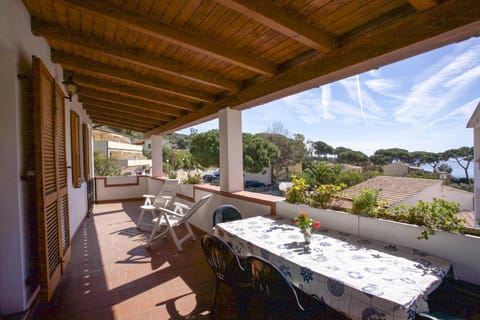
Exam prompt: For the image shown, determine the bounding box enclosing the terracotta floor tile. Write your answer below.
[32,200,347,320]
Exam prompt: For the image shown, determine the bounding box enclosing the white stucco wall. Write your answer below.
[95,176,148,202]
[0,0,90,314]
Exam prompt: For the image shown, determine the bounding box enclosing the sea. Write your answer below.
[421,160,473,179]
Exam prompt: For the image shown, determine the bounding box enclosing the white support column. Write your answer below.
[474,127,480,227]
[151,135,164,177]
[219,107,243,192]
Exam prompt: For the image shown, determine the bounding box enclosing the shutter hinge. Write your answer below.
[21,170,36,181]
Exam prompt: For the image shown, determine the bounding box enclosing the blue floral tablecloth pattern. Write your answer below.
[213,216,451,320]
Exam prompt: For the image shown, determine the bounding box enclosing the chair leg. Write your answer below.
[210,279,220,320]
[137,208,146,229]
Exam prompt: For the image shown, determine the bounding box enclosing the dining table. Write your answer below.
[213,215,452,320]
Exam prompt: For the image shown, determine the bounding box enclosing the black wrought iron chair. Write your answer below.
[212,204,242,227]
[416,312,465,319]
[200,234,251,319]
[246,255,305,319]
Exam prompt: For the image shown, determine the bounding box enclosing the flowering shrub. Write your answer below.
[308,183,347,209]
[285,175,309,204]
[294,212,321,232]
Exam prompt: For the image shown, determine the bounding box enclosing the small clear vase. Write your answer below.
[301,228,312,244]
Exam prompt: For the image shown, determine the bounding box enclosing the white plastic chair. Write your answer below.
[146,194,212,251]
[137,179,179,230]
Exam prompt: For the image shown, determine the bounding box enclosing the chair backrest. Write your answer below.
[152,179,179,208]
[200,234,250,287]
[247,255,304,313]
[212,204,242,227]
[175,194,212,224]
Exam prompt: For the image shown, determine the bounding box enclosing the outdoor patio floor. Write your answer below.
[32,200,348,320]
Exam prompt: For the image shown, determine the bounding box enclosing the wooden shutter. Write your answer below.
[83,123,91,180]
[70,111,81,188]
[32,56,71,301]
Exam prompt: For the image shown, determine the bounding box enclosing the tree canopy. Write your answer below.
[444,146,474,179]
[369,148,410,165]
[312,141,334,159]
[189,130,280,173]
[259,132,306,181]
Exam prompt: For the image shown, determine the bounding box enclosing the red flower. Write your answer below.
[313,221,321,229]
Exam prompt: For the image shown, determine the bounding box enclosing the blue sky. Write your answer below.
[178,37,480,157]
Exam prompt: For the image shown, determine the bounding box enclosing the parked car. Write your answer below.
[244,180,266,188]
[203,171,220,182]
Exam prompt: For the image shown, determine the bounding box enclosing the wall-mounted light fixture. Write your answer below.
[63,71,78,101]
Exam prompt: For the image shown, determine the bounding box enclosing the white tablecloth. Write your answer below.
[213,216,451,320]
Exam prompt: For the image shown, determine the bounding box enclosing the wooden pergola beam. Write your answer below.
[79,97,172,122]
[84,105,163,126]
[73,74,199,112]
[31,20,239,91]
[407,0,438,11]
[52,51,215,103]
[62,0,277,76]
[216,0,337,53]
[77,87,185,118]
[89,116,153,133]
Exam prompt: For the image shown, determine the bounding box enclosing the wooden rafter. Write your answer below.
[73,74,198,112]
[216,0,337,53]
[79,97,172,122]
[89,116,152,133]
[31,20,240,91]
[77,87,185,118]
[52,51,215,103]
[407,0,438,11]
[61,0,277,76]
[84,105,163,126]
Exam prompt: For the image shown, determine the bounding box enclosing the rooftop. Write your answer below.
[342,176,443,205]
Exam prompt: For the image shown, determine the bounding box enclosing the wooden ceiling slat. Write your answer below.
[31,20,240,91]
[328,0,406,35]
[84,104,165,125]
[90,116,152,133]
[80,97,172,122]
[162,0,188,24]
[173,0,203,27]
[52,51,215,103]
[61,0,278,76]
[86,109,159,127]
[77,87,185,118]
[216,0,337,52]
[73,75,199,112]
[52,1,68,26]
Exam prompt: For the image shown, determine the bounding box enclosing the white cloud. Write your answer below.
[364,78,399,93]
[394,43,480,124]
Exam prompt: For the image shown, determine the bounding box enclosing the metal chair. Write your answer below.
[247,255,305,319]
[212,204,242,227]
[416,312,465,320]
[137,179,179,230]
[146,194,212,251]
[200,234,251,319]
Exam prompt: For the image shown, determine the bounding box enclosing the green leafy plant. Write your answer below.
[349,188,388,217]
[388,198,464,239]
[168,171,177,179]
[308,183,346,209]
[182,173,201,184]
[294,212,321,232]
[285,175,309,204]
